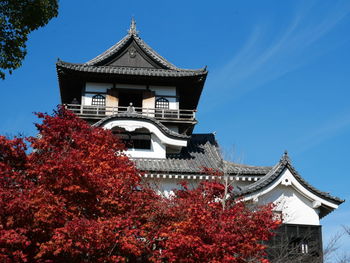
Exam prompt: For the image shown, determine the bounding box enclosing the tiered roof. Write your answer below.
[57,18,207,78]
[56,19,207,110]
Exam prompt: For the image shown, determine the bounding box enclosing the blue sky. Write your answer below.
[1,0,350,255]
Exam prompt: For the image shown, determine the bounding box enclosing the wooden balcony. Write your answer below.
[65,104,196,122]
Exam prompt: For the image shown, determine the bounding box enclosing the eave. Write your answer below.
[56,60,207,110]
[56,61,208,78]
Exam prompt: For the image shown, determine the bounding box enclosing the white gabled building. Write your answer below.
[56,19,343,262]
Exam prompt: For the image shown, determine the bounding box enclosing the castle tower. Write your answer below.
[56,20,343,261]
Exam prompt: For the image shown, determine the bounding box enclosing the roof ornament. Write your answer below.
[128,17,139,36]
[280,150,291,163]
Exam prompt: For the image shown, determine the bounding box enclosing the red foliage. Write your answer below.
[147,181,280,263]
[0,107,280,262]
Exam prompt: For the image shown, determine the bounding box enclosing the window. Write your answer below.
[112,128,151,150]
[290,238,310,254]
[155,97,169,109]
[91,94,106,106]
[301,241,309,254]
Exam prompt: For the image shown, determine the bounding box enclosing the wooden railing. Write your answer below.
[65,104,196,121]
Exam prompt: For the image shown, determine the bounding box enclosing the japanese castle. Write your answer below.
[56,19,343,262]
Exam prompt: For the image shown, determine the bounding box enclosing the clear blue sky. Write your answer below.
[1,0,350,255]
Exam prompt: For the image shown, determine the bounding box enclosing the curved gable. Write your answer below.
[93,114,188,159]
[239,153,344,220]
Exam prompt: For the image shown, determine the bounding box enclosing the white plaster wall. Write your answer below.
[85,84,176,94]
[166,97,178,110]
[257,185,320,225]
[150,86,178,110]
[85,82,112,92]
[83,84,178,109]
[82,93,97,106]
[144,168,324,226]
[102,119,187,159]
[149,86,176,96]
[83,83,111,106]
[102,119,187,148]
[146,178,200,198]
[242,169,325,226]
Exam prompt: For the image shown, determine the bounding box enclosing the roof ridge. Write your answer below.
[85,34,132,65]
[223,160,272,169]
[79,24,206,71]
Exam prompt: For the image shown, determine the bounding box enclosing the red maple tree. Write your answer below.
[0,107,280,262]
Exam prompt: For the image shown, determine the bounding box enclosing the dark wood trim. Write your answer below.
[84,91,108,95]
[155,95,179,98]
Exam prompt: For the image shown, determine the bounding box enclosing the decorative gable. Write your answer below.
[239,153,343,222]
[85,19,181,70]
[106,41,158,68]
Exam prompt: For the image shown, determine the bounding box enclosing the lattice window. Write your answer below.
[91,94,106,106]
[155,97,169,109]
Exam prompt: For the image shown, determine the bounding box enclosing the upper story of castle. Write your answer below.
[55,20,343,226]
[56,18,208,136]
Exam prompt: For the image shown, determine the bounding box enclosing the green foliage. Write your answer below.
[0,0,58,79]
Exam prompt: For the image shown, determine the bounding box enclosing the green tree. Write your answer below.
[0,0,58,79]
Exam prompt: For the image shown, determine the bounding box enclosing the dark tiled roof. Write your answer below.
[56,28,208,78]
[56,61,207,78]
[85,31,204,72]
[86,34,132,66]
[224,161,271,175]
[92,114,190,140]
[133,133,271,175]
[237,152,344,206]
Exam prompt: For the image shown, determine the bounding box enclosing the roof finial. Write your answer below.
[128,17,139,36]
[280,150,290,163]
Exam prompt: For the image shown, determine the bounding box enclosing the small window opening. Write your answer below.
[155,97,169,109]
[290,238,309,254]
[92,94,106,106]
[113,128,151,150]
[301,241,309,254]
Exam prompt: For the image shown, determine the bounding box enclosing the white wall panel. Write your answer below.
[85,82,112,92]
[150,86,176,96]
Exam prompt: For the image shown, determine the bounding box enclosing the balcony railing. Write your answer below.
[65,104,196,121]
